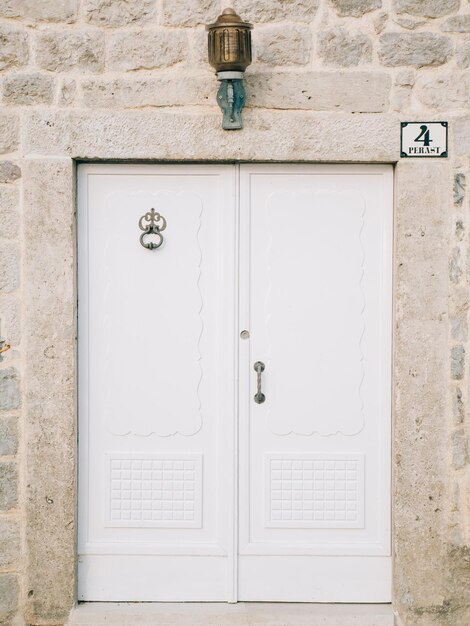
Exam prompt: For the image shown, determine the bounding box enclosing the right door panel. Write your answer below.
[238,164,393,601]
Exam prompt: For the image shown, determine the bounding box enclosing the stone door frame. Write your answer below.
[22,110,452,625]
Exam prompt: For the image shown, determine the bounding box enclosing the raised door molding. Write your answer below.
[94,189,205,437]
[265,189,366,437]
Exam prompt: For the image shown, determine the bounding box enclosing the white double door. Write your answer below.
[78,163,392,602]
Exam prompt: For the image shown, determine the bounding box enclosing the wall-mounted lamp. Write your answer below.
[0,337,11,362]
[206,8,253,130]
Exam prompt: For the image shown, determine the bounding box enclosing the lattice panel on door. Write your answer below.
[106,454,203,528]
[266,454,364,529]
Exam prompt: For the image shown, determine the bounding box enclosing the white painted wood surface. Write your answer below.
[78,164,392,602]
[238,164,392,601]
[78,164,237,600]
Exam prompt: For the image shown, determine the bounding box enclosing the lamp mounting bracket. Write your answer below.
[216,75,246,130]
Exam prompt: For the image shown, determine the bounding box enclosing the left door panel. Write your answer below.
[77,164,237,601]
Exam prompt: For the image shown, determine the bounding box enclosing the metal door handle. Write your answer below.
[253,361,266,404]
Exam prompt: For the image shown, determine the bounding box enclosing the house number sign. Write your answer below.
[400,122,448,158]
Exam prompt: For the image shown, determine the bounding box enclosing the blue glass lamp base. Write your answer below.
[216,72,246,130]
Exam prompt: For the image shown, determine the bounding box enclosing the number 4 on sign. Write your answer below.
[415,125,432,147]
[400,121,448,158]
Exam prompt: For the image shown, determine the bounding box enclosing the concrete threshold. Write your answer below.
[68,602,395,626]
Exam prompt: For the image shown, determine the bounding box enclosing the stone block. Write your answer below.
[59,79,77,107]
[189,27,209,65]
[317,28,371,67]
[0,114,19,155]
[332,0,381,17]
[35,31,105,73]
[0,243,19,293]
[395,70,415,86]
[416,73,470,109]
[455,219,465,241]
[450,287,468,342]
[0,24,28,72]
[391,85,412,112]
[162,0,222,26]
[451,345,465,380]
[2,73,55,106]
[441,15,470,33]
[450,247,462,283]
[23,110,400,162]
[452,430,467,468]
[84,0,156,27]
[68,604,396,624]
[0,368,20,410]
[0,162,20,184]
[394,16,425,29]
[379,32,453,67]
[108,30,187,72]
[393,319,448,501]
[0,185,19,238]
[394,161,450,322]
[453,172,467,206]
[393,163,453,620]
[396,256,448,321]
[0,295,20,345]
[0,0,78,22]
[394,0,460,18]
[452,387,464,425]
[457,37,470,68]
[246,72,390,112]
[255,24,312,66]
[231,0,319,22]
[454,117,470,155]
[22,159,76,345]
[0,415,18,455]
[0,0,19,17]
[0,462,17,509]
[82,74,214,108]
[23,159,76,623]
[0,517,20,567]
[373,11,388,33]
[0,574,18,622]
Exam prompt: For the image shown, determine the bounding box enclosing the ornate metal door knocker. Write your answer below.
[138,208,167,250]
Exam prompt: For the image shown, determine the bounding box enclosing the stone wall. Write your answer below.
[0,1,469,625]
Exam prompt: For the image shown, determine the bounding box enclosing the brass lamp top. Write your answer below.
[206,8,253,73]
[206,7,253,31]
